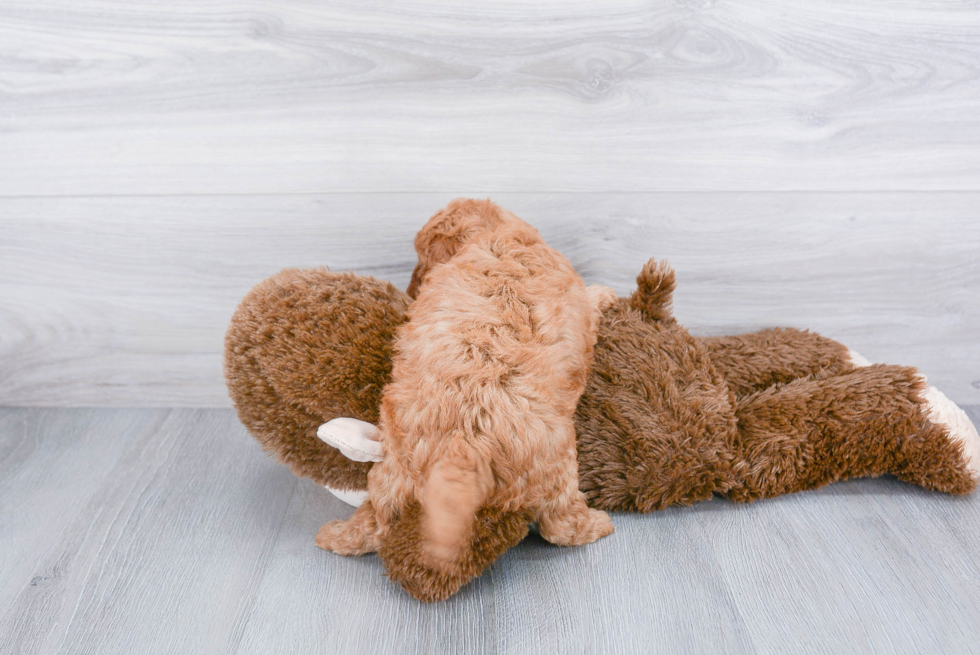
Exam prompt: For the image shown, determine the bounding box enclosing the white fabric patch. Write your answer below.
[317,417,384,463]
[847,349,873,368]
[922,384,980,480]
[325,485,368,507]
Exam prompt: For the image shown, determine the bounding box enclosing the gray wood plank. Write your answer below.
[235,479,500,655]
[2,193,978,406]
[3,408,980,654]
[0,408,296,655]
[699,482,980,654]
[0,409,164,623]
[490,513,755,654]
[1,1,979,195]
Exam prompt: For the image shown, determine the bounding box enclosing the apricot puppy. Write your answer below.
[316,199,615,567]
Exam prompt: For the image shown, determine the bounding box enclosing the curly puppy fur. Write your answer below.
[315,199,615,574]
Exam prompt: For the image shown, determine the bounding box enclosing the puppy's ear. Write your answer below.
[408,199,506,297]
[380,502,532,602]
[419,445,494,570]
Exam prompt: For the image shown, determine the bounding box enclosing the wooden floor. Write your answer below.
[2,407,980,654]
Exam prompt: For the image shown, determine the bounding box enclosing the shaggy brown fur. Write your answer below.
[224,269,408,491]
[729,365,974,500]
[313,199,614,574]
[702,328,854,400]
[224,205,979,602]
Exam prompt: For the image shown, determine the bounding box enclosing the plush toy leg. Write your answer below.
[917,385,980,482]
[728,365,979,501]
[699,328,856,399]
[315,500,383,555]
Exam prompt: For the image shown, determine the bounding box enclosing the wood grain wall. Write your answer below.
[1,1,978,406]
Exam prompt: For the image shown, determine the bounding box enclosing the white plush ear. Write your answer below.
[318,417,384,507]
[317,417,384,462]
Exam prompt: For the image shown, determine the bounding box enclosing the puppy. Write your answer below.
[316,199,615,569]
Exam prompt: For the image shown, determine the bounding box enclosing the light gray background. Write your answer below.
[2,1,979,653]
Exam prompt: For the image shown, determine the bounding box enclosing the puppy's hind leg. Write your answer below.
[538,490,614,547]
[316,499,382,555]
[587,284,617,314]
[538,419,614,547]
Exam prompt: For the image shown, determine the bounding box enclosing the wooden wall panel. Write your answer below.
[1,0,978,195]
[2,193,977,406]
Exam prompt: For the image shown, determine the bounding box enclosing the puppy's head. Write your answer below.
[407,198,506,298]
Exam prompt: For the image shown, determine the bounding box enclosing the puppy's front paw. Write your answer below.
[315,519,376,556]
[573,508,615,545]
[315,520,346,552]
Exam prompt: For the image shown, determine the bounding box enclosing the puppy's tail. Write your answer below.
[420,442,494,569]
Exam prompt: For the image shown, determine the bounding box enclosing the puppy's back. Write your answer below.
[386,207,597,567]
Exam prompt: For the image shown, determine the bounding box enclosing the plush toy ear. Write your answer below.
[317,417,384,507]
[629,258,676,322]
[317,417,384,462]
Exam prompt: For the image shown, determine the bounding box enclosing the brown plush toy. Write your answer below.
[224,200,980,603]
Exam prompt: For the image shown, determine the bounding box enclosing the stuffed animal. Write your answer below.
[224,202,980,602]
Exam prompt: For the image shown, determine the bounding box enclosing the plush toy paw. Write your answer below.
[921,384,980,481]
[847,349,874,368]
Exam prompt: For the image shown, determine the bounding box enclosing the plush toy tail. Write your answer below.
[630,258,676,322]
[420,442,495,570]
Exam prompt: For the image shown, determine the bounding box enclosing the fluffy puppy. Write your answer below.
[316,199,615,569]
